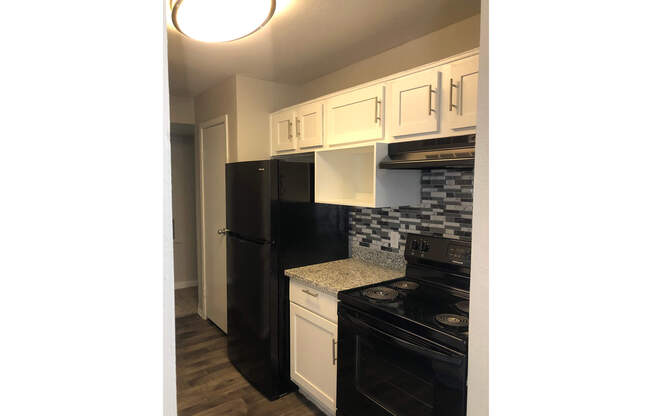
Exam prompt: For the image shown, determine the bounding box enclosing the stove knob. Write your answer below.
[411,240,419,250]
[420,241,429,252]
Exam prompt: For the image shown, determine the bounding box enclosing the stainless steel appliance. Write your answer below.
[337,233,471,415]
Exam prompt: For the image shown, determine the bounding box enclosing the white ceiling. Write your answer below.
[167,0,480,97]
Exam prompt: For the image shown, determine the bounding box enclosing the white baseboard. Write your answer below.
[175,280,198,290]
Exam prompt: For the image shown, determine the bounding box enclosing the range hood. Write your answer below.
[379,134,476,169]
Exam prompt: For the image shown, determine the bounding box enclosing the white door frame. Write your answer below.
[196,115,229,319]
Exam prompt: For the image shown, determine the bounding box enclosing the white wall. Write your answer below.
[235,75,300,162]
[170,134,197,288]
[299,14,480,101]
[467,1,488,415]
[194,75,300,163]
[194,76,238,162]
[170,95,195,124]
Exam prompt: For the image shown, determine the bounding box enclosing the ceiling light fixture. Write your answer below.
[170,0,276,43]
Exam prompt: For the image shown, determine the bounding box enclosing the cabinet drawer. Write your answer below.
[290,279,338,323]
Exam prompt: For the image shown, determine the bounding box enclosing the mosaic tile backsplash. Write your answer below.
[349,169,474,254]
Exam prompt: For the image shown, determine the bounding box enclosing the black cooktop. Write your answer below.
[338,234,472,351]
[339,276,469,350]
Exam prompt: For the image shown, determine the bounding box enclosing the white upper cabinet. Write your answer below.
[296,101,324,150]
[270,109,296,153]
[325,84,384,146]
[269,51,478,157]
[315,143,420,208]
[390,68,442,137]
[448,55,479,130]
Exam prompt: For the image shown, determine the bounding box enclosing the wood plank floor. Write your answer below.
[175,287,198,318]
[176,314,324,416]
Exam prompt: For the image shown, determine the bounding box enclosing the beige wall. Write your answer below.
[194,76,238,162]
[170,134,197,288]
[299,14,480,101]
[170,95,195,124]
[235,75,300,162]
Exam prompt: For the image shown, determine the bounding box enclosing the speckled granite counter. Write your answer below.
[284,258,404,296]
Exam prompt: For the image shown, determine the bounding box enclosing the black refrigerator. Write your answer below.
[225,159,348,400]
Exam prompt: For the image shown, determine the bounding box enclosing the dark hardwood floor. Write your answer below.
[176,314,323,416]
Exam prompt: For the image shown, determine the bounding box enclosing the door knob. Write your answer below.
[217,228,229,235]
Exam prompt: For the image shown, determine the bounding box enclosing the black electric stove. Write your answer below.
[337,234,471,416]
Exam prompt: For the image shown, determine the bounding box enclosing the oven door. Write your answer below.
[337,304,467,416]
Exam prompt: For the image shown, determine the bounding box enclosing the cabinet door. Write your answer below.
[390,68,441,137]
[326,84,384,146]
[271,110,296,153]
[296,102,324,149]
[448,55,479,130]
[290,302,337,413]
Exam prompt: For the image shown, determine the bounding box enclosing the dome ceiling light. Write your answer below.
[170,0,276,43]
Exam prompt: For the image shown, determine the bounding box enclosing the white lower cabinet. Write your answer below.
[290,299,338,415]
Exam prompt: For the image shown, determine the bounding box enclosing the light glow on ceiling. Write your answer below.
[171,0,276,43]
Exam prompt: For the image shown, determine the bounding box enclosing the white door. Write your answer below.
[390,68,441,137]
[200,118,228,332]
[326,84,384,146]
[448,55,479,130]
[290,302,338,413]
[296,101,324,149]
[270,110,296,153]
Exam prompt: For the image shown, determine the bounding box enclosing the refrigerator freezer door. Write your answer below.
[226,234,279,399]
[278,161,313,203]
[226,160,276,242]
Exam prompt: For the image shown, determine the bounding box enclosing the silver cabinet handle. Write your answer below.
[302,289,318,297]
[217,228,230,235]
[288,120,293,139]
[332,339,337,365]
[374,98,381,123]
[449,78,458,111]
[296,118,301,137]
[428,85,436,115]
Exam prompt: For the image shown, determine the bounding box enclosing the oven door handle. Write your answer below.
[346,313,464,365]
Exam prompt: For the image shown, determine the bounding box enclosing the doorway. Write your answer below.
[171,123,199,318]
[197,115,229,332]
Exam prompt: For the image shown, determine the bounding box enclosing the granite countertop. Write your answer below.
[285,258,405,296]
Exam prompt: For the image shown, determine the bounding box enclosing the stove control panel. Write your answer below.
[405,233,471,267]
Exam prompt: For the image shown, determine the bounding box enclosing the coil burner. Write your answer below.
[435,314,469,328]
[362,286,399,301]
[390,280,420,290]
[454,301,469,313]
